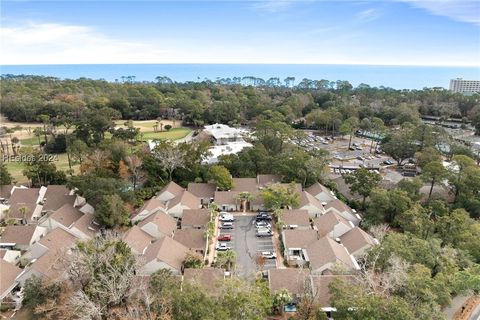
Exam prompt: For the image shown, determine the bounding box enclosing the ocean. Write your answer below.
[1,64,479,90]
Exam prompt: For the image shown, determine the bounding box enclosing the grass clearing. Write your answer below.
[20,136,45,146]
[114,119,181,132]
[5,153,79,184]
[140,128,191,141]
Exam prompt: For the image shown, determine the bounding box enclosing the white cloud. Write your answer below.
[357,8,382,22]
[0,22,175,65]
[251,0,296,12]
[400,0,480,25]
[0,20,478,66]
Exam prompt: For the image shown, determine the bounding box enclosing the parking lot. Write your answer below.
[292,132,393,172]
[217,215,277,278]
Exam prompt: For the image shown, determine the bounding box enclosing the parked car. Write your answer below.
[217,234,232,241]
[216,243,232,251]
[256,212,272,221]
[255,220,271,229]
[219,222,234,229]
[261,251,277,259]
[383,159,394,165]
[256,229,273,237]
[219,214,235,222]
[257,226,272,234]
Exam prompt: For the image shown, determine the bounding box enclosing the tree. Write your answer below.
[63,236,147,319]
[344,168,381,208]
[153,140,187,181]
[366,188,413,225]
[382,127,417,165]
[448,155,479,202]
[275,147,329,187]
[453,264,480,294]
[421,161,448,201]
[22,149,67,186]
[260,182,300,210]
[395,203,434,239]
[472,112,480,135]
[216,278,272,320]
[66,139,89,167]
[37,114,50,143]
[255,120,297,154]
[208,165,233,191]
[44,134,67,154]
[436,209,480,262]
[0,161,12,184]
[339,116,359,149]
[415,146,442,169]
[22,275,63,313]
[94,194,129,228]
[33,127,43,146]
[67,172,131,206]
[215,250,236,271]
[271,288,292,314]
[369,117,386,153]
[164,124,172,131]
[24,236,153,319]
[183,252,204,269]
[119,155,143,191]
[329,278,415,320]
[397,178,423,201]
[171,282,216,319]
[235,191,253,213]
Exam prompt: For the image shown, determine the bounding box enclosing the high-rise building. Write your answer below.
[449,78,480,93]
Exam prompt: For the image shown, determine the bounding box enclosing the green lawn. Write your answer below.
[5,161,25,183]
[115,120,159,129]
[139,128,192,141]
[20,136,44,146]
[5,153,79,184]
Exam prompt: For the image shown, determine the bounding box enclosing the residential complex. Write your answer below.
[0,177,377,316]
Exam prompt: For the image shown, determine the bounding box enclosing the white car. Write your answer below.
[261,251,277,259]
[219,222,234,229]
[216,243,232,251]
[255,221,271,229]
[219,214,235,222]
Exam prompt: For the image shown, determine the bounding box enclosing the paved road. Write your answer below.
[471,302,480,320]
[218,215,276,279]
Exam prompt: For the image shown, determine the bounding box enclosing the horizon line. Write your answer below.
[2,62,480,68]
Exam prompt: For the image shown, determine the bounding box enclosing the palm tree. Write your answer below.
[33,127,42,146]
[216,251,236,271]
[19,206,29,225]
[235,192,253,213]
[209,202,219,221]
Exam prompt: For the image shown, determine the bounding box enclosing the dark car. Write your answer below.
[256,212,272,221]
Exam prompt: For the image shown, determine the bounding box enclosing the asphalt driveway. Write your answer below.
[218,215,277,278]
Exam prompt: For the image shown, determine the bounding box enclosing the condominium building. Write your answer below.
[449,78,480,93]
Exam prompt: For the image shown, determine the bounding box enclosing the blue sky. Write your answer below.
[1,0,479,66]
